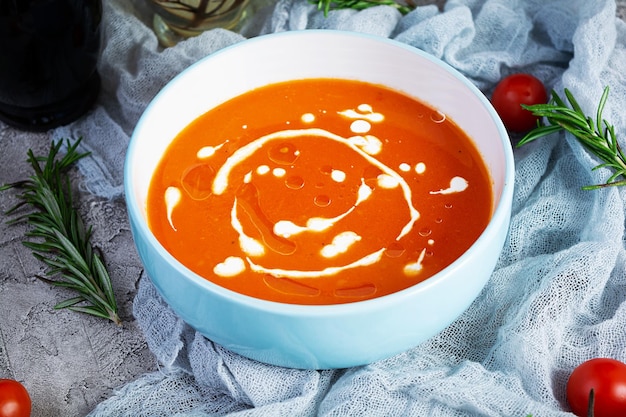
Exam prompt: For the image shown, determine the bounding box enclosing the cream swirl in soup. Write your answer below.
[147,78,492,305]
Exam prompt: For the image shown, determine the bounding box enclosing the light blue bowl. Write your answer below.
[125,30,514,369]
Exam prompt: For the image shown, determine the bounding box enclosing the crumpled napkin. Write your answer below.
[56,0,626,415]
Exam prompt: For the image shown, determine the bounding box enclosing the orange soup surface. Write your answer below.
[147,78,493,305]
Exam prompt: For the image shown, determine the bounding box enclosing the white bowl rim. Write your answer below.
[125,29,514,318]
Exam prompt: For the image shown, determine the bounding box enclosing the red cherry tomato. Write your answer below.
[491,73,547,132]
[566,358,626,417]
[0,379,31,417]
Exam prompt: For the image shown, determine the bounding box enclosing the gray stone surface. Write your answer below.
[1,1,625,416]
[0,127,158,416]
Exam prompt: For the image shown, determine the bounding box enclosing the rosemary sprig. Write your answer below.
[310,0,415,16]
[518,86,626,190]
[1,139,121,325]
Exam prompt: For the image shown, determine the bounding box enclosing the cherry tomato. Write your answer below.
[491,73,547,132]
[0,379,31,417]
[566,358,626,417]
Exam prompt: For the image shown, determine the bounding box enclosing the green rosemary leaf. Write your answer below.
[39,276,84,292]
[67,305,111,321]
[596,87,610,134]
[519,86,625,190]
[606,171,625,184]
[550,89,567,108]
[2,138,121,325]
[52,260,99,293]
[51,228,91,273]
[563,88,584,115]
[605,124,625,165]
[93,254,117,308]
[3,201,28,217]
[54,297,85,309]
[68,287,113,313]
[515,124,562,146]
[35,275,82,292]
[532,110,587,128]
[23,212,59,229]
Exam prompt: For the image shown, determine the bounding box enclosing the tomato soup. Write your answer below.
[147,78,493,305]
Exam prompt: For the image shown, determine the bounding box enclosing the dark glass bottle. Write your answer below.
[0,0,102,132]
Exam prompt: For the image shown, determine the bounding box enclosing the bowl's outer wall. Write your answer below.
[125,30,515,369]
[128,206,511,369]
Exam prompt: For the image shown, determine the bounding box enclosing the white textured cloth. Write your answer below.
[57,0,626,415]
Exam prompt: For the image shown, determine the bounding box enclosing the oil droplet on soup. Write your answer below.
[314,194,331,207]
[268,142,300,165]
[285,175,305,190]
[147,78,493,305]
[181,163,216,200]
